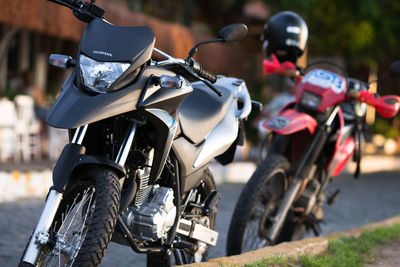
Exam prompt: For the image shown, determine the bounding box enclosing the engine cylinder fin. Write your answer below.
[134,167,151,207]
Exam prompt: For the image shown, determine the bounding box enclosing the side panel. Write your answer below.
[263,109,317,135]
[172,102,239,192]
[329,137,355,177]
[172,136,203,178]
[46,67,176,129]
[142,109,177,184]
[172,136,205,193]
[140,77,193,113]
[193,103,239,168]
[326,108,352,177]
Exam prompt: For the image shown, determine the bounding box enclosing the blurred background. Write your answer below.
[0,0,400,163]
[1,1,400,266]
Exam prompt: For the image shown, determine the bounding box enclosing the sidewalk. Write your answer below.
[183,215,400,267]
[0,155,399,203]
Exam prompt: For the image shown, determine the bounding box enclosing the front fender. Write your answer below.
[52,143,126,193]
[263,109,317,135]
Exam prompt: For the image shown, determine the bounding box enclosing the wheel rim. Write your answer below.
[40,186,96,267]
[241,168,286,253]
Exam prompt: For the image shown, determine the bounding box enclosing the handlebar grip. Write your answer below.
[190,60,217,83]
[198,68,217,83]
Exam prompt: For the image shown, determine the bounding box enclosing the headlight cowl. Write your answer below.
[300,91,322,111]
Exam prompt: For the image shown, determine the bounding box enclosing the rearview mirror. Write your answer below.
[186,23,248,61]
[390,61,400,76]
[218,23,248,43]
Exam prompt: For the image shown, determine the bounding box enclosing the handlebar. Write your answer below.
[189,59,217,83]
[154,55,222,96]
[47,0,105,23]
[347,89,400,118]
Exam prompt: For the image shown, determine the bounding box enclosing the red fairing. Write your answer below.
[263,109,317,135]
[358,91,400,118]
[263,54,297,75]
[296,69,347,112]
[329,137,355,177]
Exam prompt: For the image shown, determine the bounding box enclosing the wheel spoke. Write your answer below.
[40,186,96,267]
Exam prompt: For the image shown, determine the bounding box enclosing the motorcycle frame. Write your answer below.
[265,105,343,242]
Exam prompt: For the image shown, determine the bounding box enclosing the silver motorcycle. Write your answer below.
[20,0,253,266]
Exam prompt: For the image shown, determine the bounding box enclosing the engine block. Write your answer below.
[123,186,176,241]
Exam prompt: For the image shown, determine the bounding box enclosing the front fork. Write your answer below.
[21,125,88,265]
[266,107,339,243]
[21,123,137,265]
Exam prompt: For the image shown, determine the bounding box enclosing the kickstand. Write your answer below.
[311,223,321,236]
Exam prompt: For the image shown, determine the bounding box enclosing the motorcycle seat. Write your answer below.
[179,83,234,144]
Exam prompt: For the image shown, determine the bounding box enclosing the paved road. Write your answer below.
[1,171,400,266]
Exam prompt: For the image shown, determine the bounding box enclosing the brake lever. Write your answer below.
[201,78,223,97]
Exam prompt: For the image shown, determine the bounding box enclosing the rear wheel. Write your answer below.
[226,154,305,255]
[29,167,120,267]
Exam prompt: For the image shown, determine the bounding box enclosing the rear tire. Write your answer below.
[226,154,304,256]
[27,167,120,267]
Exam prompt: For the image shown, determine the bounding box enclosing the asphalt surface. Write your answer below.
[1,171,400,266]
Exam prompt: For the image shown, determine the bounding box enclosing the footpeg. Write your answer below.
[327,189,341,205]
[311,222,322,236]
[173,240,194,250]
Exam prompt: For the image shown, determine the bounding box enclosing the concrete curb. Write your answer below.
[183,215,400,267]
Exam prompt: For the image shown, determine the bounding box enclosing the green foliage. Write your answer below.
[373,118,399,139]
[243,224,400,267]
[264,0,400,65]
[1,82,17,100]
[244,255,296,267]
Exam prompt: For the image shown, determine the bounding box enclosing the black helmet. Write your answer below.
[263,11,308,64]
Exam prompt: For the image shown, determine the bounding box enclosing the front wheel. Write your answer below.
[24,167,121,267]
[226,154,304,256]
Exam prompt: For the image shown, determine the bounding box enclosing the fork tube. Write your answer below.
[71,124,88,144]
[115,122,137,166]
[22,125,89,265]
[22,190,63,264]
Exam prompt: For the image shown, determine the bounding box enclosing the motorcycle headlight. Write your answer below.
[79,54,130,93]
[300,92,322,111]
[354,102,367,117]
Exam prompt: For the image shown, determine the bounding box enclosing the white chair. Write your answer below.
[0,98,17,162]
[14,95,42,162]
[48,126,68,161]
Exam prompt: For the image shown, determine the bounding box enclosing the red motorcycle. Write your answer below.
[227,54,400,255]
